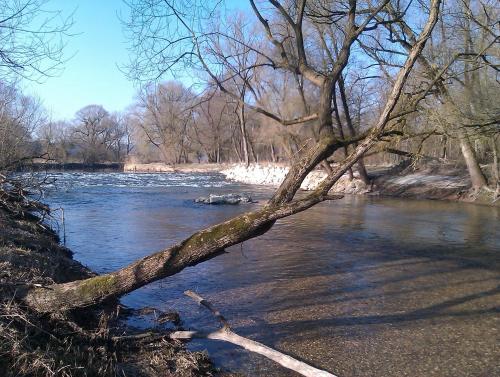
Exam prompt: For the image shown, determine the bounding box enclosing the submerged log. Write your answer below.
[170,291,338,377]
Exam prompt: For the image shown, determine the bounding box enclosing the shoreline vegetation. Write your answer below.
[123,162,499,206]
[18,162,125,172]
[0,196,223,377]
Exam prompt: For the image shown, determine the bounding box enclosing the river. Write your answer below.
[41,171,500,377]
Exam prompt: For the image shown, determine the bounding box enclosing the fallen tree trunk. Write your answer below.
[23,194,344,312]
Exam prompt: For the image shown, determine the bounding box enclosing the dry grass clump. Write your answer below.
[0,298,216,377]
[0,296,120,377]
[117,333,215,377]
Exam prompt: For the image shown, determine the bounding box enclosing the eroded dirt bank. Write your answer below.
[0,206,219,377]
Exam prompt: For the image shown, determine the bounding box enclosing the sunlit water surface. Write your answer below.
[41,172,500,377]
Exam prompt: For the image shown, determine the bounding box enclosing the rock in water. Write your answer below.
[195,193,254,205]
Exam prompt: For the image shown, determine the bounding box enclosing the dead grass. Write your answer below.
[0,196,221,377]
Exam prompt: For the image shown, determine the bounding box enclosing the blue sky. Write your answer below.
[25,0,135,121]
[24,0,252,122]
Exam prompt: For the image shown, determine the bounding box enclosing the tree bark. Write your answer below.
[338,77,371,184]
[248,137,258,163]
[491,136,499,189]
[458,130,488,188]
[270,78,337,206]
[270,143,277,162]
[332,86,354,180]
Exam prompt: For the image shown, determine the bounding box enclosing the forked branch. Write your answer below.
[170,290,338,377]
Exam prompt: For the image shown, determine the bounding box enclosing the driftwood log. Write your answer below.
[170,290,338,377]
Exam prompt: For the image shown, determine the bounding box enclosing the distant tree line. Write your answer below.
[1,0,498,192]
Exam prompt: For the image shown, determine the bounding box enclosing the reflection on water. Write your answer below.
[43,172,500,377]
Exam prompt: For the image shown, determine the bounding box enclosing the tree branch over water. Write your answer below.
[22,0,441,314]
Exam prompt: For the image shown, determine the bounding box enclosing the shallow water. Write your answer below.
[42,172,500,377]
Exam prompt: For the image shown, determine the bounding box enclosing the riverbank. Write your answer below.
[124,162,228,173]
[124,161,499,205]
[0,204,218,376]
[4,171,498,376]
[19,161,124,171]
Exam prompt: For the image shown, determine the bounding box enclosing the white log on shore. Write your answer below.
[170,290,339,377]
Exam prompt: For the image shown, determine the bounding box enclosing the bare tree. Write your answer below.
[115,112,135,158]
[37,120,73,162]
[0,0,72,82]
[22,0,441,316]
[72,105,113,164]
[210,14,263,166]
[364,0,499,188]
[192,90,234,163]
[0,82,46,170]
[135,81,195,164]
[0,0,73,197]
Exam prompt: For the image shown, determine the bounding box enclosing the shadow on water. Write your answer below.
[42,172,500,377]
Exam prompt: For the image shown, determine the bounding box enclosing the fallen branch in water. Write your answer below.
[170,290,338,377]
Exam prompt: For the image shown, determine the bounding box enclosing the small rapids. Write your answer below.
[19,171,232,191]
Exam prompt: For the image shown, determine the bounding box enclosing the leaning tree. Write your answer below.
[22,0,441,312]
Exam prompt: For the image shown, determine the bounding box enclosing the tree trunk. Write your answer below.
[332,86,354,180]
[491,136,499,189]
[232,136,242,162]
[270,143,277,162]
[458,130,488,188]
[338,77,370,184]
[441,135,447,160]
[248,138,258,163]
[237,104,250,167]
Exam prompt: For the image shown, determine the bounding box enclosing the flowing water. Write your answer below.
[41,172,499,377]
